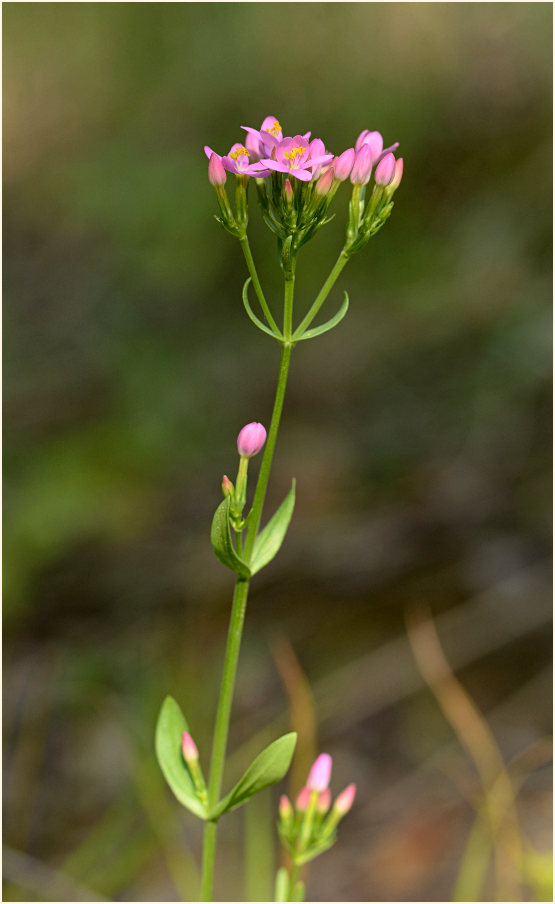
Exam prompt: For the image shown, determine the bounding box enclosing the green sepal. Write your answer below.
[274,867,289,903]
[211,497,251,578]
[242,278,283,341]
[293,836,336,865]
[155,696,208,819]
[293,292,349,342]
[250,480,296,575]
[209,731,297,818]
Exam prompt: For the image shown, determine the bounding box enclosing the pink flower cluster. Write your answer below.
[280,752,357,819]
[205,115,403,191]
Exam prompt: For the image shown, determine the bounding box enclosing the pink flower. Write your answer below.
[295,786,311,811]
[242,116,285,158]
[237,422,267,458]
[315,166,334,197]
[317,788,332,814]
[334,783,357,815]
[356,130,399,166]
[350,145,373,185]
[208,152,226,186]
[204,143,269,177]
[307,753,332,792]
[181,731,199,763]
[333,148,355,182]
[375,152,396,186]
[390,157,404,190]
[251,135,333,183]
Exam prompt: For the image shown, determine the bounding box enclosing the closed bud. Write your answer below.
[307,753,332,792]
[315,166,334,197]
[350,146,373,185]
[181,731,199,763]
[237,422,267,458]
[222,475,234,498]
[295,786,311,812]
[389,157,403,191]
[283,178,294,204]
[208,152,226,187]
[317,788,332,814]
[375,153,396,187]
[334,783,356,815]
[333,148,355,182]
[279,794,293,821]
[355,129,383,164]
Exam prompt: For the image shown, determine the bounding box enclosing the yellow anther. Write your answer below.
[283,146,305,165]
[229,146,250,160]
[268,120,282,135]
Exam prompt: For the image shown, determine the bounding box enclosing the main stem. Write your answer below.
[201,270,296,900]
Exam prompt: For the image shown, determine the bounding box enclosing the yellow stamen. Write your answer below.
[268,120,281,135]
[283,146,305,168]
[229,146,250,160]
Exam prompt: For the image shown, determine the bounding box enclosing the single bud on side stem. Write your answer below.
[317,788,332,814]
[182,731,199,763]
[350,146,373,185]
[374,152,396,187]
[208,152,227,186]
[315,166,334,197]
[333,148,355,182]
[334,783,357,815]
[237,422,267,458]
[283,177,294,204]
[387,157,404,193]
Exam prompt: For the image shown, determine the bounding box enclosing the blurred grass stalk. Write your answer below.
[406,605,524,902]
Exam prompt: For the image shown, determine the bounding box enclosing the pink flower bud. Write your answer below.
[375,153,396,187]
[295,786,311,811]
[317,788,332,814]
[333,148,355,182]
[350,146,373,185]
[390,157,403,190]
[279,794,293,820]
[182,731,199,763]
[237,422,267,458]
[283,178,294,203]
[307,753,332,792]
[355,129,383,164]
[208,152,226,187]
[334,783,356,815]
[315,166,334,196]
[222,475,234,498]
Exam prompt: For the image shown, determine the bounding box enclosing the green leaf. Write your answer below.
[155,696,208,819]
[210,732,297,818]
[250,480,296,575]
[274,867,289,903]
[242,278,283,341]
[293,292,349,342]
[210,497,251,578]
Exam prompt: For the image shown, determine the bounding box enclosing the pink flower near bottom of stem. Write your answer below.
[237,422,267,458]
[317,788,332,813]
[295,786,311,811]
[307,752,332,791]
[334,783,357,814]
[182,731,199,762]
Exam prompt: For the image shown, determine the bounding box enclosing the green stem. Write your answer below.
[201,576,250,900]
[243,341,293,561]
[201,318,295,898]
[283,258,296,341]
[287,863,301,902]
[292,249,349,340]
[240,236,281,336]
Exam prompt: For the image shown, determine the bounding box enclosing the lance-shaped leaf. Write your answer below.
[293,292,349,342]
[210,732,297,818]
[211,497,251,578]
[250,480,296,575]
[242,278,283,341]
[155,696,208,819]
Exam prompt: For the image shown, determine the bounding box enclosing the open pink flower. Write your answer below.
[203,143,270,177]
[251,135,333,183]
[242,115,285,158]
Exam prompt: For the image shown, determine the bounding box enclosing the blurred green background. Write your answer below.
[3,3,552,901]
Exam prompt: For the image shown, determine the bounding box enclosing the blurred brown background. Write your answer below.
[3,3,552,901]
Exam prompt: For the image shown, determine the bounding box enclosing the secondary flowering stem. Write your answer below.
[240,236,281,335]
[293,249,349,340]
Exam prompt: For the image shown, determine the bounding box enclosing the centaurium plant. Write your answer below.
[156,115,402,901]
